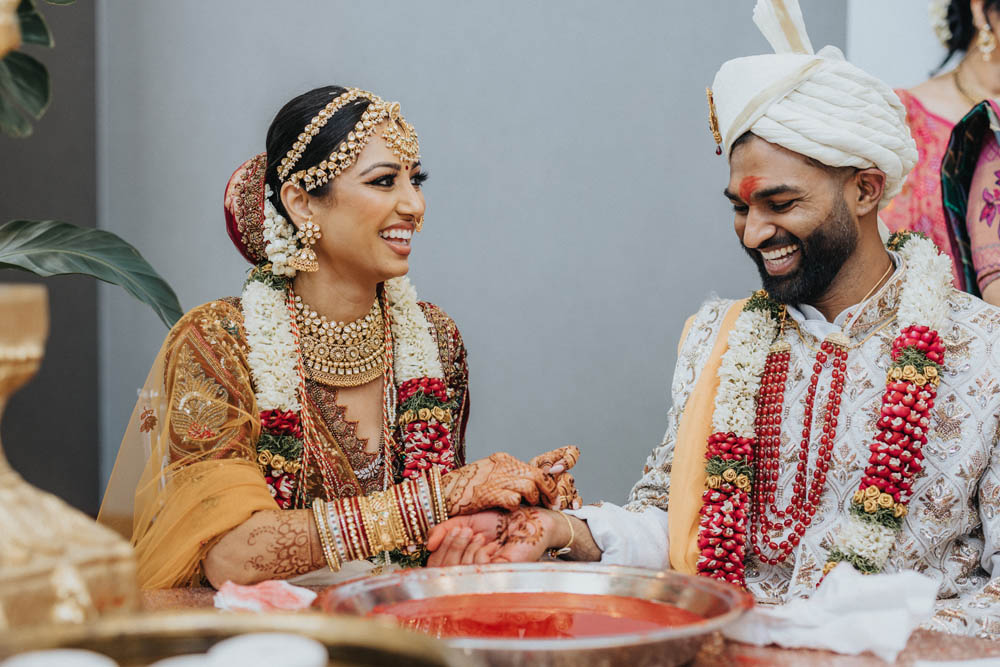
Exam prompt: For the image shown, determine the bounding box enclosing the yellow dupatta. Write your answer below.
[667,299,746,574]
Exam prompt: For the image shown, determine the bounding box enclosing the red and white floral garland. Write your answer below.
[695,233,952,587]
[240,194,457,508]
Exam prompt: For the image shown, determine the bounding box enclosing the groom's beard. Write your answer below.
[743,196,858,306]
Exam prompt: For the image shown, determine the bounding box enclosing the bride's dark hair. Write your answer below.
[265,86,369,219]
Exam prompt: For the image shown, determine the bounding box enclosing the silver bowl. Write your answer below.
[316,562,753,667]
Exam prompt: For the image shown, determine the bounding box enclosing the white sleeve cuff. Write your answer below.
[565,503,670,571]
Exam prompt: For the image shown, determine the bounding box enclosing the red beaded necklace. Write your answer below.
[751,334,848,565]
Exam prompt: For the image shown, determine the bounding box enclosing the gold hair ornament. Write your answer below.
[706,87,723,155]
[278,88,420,191]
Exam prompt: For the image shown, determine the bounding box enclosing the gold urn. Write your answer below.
[0,285,138,629]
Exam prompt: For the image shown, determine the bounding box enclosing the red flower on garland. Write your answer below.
[696,432,753,587]
[260,408,303,438]
[397,377,456,479]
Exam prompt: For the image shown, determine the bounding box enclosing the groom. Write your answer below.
[428,0,1000,639]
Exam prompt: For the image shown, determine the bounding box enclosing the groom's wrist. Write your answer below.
[543,509,571,551]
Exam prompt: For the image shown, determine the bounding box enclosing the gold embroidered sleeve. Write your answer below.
[626,299,734,513]
[923,418,1000,639]
[162,300,259,463]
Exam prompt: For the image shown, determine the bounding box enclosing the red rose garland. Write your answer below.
[397,377,457,478]
[696,432,754,586]
[693,231,952,588]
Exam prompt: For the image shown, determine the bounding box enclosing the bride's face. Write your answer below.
[301,127,426,283]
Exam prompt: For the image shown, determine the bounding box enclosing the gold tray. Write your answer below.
[0,610,467,667]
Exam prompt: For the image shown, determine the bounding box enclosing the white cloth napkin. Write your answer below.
[212,580,317,612]
[723,563,938,662]
[913,660,1000,667]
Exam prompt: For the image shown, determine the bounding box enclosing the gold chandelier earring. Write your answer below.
[415,216,424,233]
[980,22,997,61]
[290,217,321,272]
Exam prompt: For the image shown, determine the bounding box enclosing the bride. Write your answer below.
[99,85,578,589]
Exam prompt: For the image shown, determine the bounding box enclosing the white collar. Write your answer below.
[784,252,901,341]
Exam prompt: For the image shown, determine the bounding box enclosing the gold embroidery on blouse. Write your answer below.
[170,345,230,445]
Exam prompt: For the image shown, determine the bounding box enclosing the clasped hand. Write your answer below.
[431,445,581,567]
[441,445,581,516]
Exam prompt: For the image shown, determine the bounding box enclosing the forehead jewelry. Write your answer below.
[278,88,420,191]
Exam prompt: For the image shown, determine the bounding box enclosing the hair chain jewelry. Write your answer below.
[277,88,420,191]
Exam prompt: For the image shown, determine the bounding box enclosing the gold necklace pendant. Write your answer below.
[294,296,387,387]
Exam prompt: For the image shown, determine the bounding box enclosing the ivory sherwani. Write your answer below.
[571,257,1000,638]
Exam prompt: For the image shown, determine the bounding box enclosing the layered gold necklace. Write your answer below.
[293,295,386,387]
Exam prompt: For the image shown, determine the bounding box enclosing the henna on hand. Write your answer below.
[530,445,580,473]
[245,511,318,577]
[496,507,545,547]
[442,452,557,516]
[551,472,582,510]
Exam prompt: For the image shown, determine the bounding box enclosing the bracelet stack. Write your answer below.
[312,468,448,571]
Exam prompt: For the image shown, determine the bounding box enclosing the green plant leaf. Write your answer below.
[17,0,53,47]
[0,51,50,118]
[0,220,184,327]
[0,91,32,137]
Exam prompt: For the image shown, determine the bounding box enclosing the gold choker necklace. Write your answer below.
[293,295,386,387]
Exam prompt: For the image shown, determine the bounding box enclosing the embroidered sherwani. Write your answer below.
[570,257,1000,638]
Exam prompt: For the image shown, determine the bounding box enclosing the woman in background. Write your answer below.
[882,0,1000,300]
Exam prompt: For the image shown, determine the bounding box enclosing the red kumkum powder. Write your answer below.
[369,592,704,640]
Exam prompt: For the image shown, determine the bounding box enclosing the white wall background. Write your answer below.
[847,0,948,88]
[97,1,847,503]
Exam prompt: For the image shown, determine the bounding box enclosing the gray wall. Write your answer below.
[98,0,846,504]
[1,2,98,514]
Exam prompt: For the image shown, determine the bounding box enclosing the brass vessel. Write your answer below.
[0,284,138,629]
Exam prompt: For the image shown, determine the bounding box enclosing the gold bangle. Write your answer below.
[386,488,409,548]
[357,495,381,556]
[547,512,575,558]
[401,480,425,542]
[429,467,448,524]
[311,498,341,571]
[344,497,366,560]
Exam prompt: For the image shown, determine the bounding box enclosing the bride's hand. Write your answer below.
[529,445,580,475]
[442,453,558,515]
[530,446,582,510]
[426,508,568,567]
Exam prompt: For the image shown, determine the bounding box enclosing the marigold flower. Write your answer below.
[852,490,865,505]
[706,475,722,489]
[878,493,894,508]
[863,499,878,513]
[735,474,750,490]
[418,408,432,420]
[902,365,918,380]
[822,561,838,576]
[864,485,881,499]
[257,450,272,466]
[270,454,286,471]
[723,468,738,482]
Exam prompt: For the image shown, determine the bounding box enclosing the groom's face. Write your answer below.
[725,134,858,305]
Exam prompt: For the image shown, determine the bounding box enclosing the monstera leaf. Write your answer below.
[0,0,74,137]
[0,219,183,327]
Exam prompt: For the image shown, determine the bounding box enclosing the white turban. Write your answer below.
[711,0,918,207]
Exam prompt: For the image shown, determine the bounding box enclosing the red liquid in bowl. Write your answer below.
[369,592,704,639]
